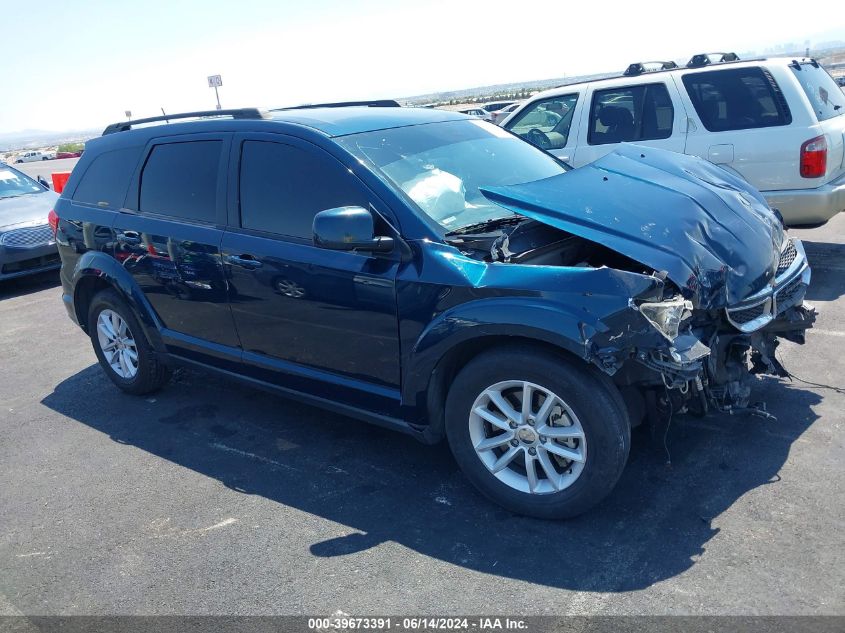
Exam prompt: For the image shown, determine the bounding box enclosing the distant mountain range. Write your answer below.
[4,44,844,151]
[400,45,845,105]
[400,72,618,106]
[0,128,100,153]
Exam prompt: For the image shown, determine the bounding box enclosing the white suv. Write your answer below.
[14,150,55,163]
[501,54,845,225]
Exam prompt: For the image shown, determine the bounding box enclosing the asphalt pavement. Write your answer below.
[0,215,843,616]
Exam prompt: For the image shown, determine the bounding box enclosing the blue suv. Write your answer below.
[53,103,814,518]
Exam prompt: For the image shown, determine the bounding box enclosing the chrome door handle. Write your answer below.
[227,254,263,269]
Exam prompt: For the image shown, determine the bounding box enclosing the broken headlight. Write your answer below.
[637,297,694,341]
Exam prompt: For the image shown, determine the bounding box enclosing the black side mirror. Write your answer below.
[313,206,394,253]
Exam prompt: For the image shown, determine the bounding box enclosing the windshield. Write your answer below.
[790,63,844,122]
[0,165,44,199]
[338,119,567,232]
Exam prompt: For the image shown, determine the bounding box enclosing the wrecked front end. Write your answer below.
[595,237,814,422]
[461,145,817,422]
[448,216,815,424]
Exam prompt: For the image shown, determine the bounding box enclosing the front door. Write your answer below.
[503,92,584,164]
[221,134,402,416]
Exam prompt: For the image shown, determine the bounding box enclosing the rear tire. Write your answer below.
[445,346,630,519]
[87,289,171,395]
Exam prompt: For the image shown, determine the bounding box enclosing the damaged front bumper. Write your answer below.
[592,238,815,417]
[725,238,811,333]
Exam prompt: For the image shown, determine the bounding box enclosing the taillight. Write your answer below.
[48,209,59,237]
[800,135,827,178]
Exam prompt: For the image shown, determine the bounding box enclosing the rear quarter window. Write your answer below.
[789,63,845,122]
[72,146,142,208]
[682,67,792,132]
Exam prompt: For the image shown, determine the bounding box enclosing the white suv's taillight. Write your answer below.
[800,135,827,178]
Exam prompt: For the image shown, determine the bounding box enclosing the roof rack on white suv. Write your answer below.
[623,61,679,77]
[687,52,741,68]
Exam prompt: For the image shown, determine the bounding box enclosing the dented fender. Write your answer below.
[397,242,676,412]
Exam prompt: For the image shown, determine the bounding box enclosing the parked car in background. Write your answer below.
[501,54,845,225]
[0,163,60,280]
[489,102,522,125]
[459,107,492,121]
[53,104,813,518]
[56,151,83,159]
[15,150,56,163]
[481,100,515,113]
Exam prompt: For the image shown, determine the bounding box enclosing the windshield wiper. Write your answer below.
[445,214,525,237]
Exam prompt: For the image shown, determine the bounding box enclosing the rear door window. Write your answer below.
[239,140,369,240]
[588,83,674,145]
[505,94,579,150]
[682,67,792,131]
[789,62,844,122]
[139,141,222,222]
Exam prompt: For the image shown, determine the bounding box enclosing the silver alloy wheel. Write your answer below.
[276,279,305,298]
[96,309,139,379]
[469,380,587,495]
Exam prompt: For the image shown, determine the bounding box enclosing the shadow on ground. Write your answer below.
[802,241,845,302]
[42,364,820,592]
[0,270,60,300]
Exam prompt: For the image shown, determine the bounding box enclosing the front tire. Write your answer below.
[87,289,171,395]
[445,347,630,519]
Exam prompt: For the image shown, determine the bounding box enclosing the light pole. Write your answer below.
[208,75,223,110]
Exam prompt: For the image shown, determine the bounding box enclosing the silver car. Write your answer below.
[459,107,492,121]
[0,163,60,281]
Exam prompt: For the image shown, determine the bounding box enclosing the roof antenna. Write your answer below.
[161,107,169,123]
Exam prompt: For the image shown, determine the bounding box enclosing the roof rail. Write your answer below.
[623,60,678,76]
[273,99,401,111]
[687,52,740,68]
[789,58,820,70]
[102,108,268,135]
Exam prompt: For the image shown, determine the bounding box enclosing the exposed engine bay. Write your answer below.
[447,216,646,270]
[446,216,816,426]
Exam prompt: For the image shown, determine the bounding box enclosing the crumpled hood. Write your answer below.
[0,189,59,230]
[480,144,784,308]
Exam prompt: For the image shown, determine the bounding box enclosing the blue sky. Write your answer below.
[0,0,843,133]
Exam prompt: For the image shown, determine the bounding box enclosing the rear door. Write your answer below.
[676,66,803,191]
[114,134,239,365]
[571,80,687,167]
[221,133,402,416]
